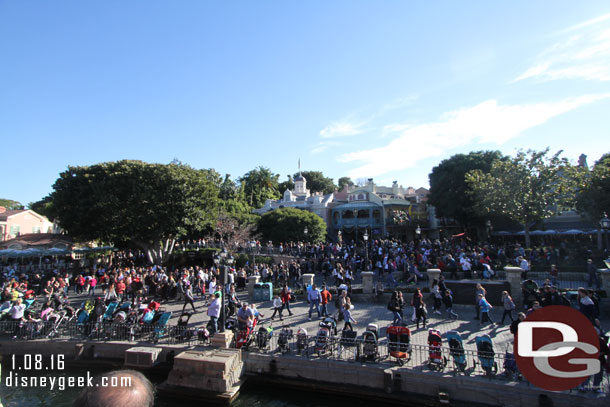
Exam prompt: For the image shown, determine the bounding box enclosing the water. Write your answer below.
[0,365,377,407]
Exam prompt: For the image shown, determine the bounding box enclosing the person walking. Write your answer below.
[587,259,600,289]
[478,294,494,326]
[342,299,357,331]
[412,288,427,329]
[442,290,458,319]
[270,295,283,320]
[280,284,294,317]
[474,283,486,320]
[499,291,516,324]
[307,284,322,320]
[431,280,442,315]
[319,284,332,317]
[182,281,196,313]
[388,291,402,325]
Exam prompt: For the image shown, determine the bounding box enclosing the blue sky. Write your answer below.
[1,1,609,206]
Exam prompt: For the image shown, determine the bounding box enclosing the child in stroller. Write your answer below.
[255,324,274,350]
[427,328,446,371]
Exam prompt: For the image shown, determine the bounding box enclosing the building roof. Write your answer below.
[294,173,306,182]
[0,209,27,221]
[0,233,72,249]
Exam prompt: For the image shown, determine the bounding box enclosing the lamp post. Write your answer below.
[415,225,421,239]
[217,248,234,333]
[363,230,369,271]
[337,230,342,244]
[601,212,610,256]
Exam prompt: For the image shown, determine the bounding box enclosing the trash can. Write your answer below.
[261,283,273,302]
[253,283,263,302]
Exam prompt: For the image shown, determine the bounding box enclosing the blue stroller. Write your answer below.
[446,330,467,374]
[503,349,520,381]
[474,334,497,377]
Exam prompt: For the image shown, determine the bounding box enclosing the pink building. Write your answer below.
[0,207,56,241]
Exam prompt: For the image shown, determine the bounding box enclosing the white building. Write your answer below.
[253,173,335,224]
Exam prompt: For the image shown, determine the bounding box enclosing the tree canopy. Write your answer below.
[239,166,280,209]
[337,176,354,190]
[466,149,576,247]
[0,199,23,210]
[48,160,220,264]
[295,171,337,194]
[428,151,504,226]
[576,152,610,223]
[257,207,326,243]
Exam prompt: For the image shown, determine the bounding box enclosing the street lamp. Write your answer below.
[415,225,421,238]
[363,230,369,271]
[600,212,610,255]
[337,230,342,243]
[304,226,308,242]
[218,249,230,333]
[486,220,493,240]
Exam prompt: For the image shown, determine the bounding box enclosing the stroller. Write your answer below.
[320,316,338,335]
[256,325,274,350]
[314,320,335,356]
[503,348,520,381]
[296,328,309,356]
[235,317,257,350]
[174,312,194,343]
[386,324,411,366]
[446,330,467,374]
[151,312,172,343]
[278,327,293,353]
[359,323,379,362]
[427,329,446,371]
[337,329,358,360]
[474,334,498,377]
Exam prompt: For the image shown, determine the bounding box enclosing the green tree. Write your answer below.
[28,196,54,219]
[576,153,610,223]
[239,166,280,209]
[49,160,220,264]
[295,171,337,194]
[278,175,294,195]
[466,149,576,247]
[337,176,354,190]
[428,151,505,227]
[257,208,326,243]
[0,199,23,210]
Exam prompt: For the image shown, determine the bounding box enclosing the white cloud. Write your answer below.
[311,140,341,154]
[513,13,610,82]
[339,94,610,179]
[319,121,366,139]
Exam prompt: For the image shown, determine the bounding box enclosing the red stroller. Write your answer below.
[386,324,411,366]
[235,317,257,349]
[427,328,447,371]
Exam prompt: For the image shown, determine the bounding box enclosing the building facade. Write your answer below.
[0,207,56,242]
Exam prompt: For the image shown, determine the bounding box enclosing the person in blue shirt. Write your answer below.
[478,294,494,326]
[307,283,321,320]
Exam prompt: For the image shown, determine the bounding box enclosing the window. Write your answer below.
[10,225,20,236]
[32,226,41,234]
[342,210,354,219]
[373,209,381,223]
[357,209,369,219]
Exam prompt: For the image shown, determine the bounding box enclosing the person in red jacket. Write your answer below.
[280,283,293,317]
[319,284,333,317]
